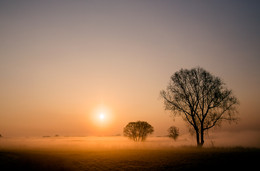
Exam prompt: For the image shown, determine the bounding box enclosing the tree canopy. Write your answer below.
[168,126,179,141]
[123,121,154,142]
[161,67,239,147]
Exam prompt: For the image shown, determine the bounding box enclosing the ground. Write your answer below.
[0,137,259,170]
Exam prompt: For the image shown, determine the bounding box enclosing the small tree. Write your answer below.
[168,126,179,141]
[123,121,154,141]
[161,67,239,147]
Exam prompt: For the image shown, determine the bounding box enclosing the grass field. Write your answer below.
[0,137,259,170]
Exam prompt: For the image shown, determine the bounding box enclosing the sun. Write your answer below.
[99,113,105,120]
[89,105,114,128]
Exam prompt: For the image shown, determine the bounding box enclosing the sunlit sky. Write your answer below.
[0,0,259,145]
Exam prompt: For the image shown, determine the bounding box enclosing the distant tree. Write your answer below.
[160,67,239,147]
[123,121,154,141]
[168,126,179,141]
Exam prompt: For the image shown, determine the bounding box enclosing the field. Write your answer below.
[0,137,259,170]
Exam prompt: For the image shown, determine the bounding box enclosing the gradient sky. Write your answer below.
[0,0,259,145]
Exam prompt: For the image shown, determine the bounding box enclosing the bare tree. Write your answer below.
[123,121,154,141]
[168,126,179,141]
[160,67,239,147]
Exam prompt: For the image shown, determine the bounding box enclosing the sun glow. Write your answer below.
[90,105,114,128]
[99,113,105,120]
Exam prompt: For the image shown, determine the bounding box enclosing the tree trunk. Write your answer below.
[195,131,201,147]
[195,130,205,148]
[200,129,204,147]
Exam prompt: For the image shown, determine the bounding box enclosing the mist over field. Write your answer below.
[2,136,189,151]
[1,134,259,151]
[1,136,259,171]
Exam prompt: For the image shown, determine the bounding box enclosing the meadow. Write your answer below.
[0,137,259,170]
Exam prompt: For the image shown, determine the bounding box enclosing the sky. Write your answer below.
[0,0,260,146]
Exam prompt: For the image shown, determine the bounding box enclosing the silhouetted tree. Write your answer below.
[160,67,239,147]
[168,126,179,141]
[123,121,154,141]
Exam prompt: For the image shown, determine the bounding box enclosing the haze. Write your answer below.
[0,0,259,147]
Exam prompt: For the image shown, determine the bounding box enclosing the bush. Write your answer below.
[168,126,179,141]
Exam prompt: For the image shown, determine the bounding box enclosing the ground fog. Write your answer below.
[0,137,259,171]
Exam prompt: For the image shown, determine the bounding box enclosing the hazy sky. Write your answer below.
[0,0,259,145]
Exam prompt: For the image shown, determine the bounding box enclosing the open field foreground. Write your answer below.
[0,137,259,171]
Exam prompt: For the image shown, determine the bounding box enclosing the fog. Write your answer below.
[0,137,187,151]
[1,134,259,152]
